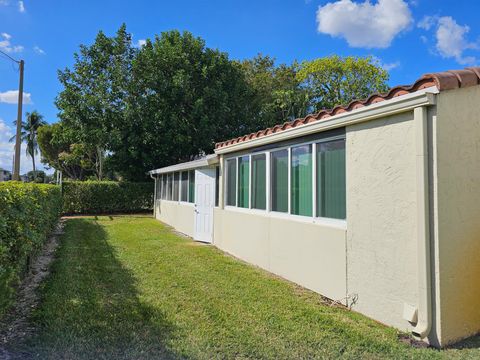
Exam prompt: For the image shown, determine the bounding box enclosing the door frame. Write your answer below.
[193,167,216,243]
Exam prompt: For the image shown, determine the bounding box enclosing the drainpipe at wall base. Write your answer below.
[150,173,157,218]
[412,105,432,340]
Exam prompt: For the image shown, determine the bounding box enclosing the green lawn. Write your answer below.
[9,215,479,359]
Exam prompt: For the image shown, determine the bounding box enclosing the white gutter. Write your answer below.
[412,105,432,339]
[215,87,438,155]
[149,154,218,175]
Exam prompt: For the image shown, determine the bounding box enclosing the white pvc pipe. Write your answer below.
[412,106,432,339]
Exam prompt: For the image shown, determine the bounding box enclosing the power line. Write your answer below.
[0,48,20,64]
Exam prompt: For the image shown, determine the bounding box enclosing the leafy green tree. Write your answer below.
[109,30,256,180]
[296,55,390,111]
[237,54,309,128]
[26,170,46,183]
[37,123,96,180]
[9,110,47,180]
[55,24,136,180]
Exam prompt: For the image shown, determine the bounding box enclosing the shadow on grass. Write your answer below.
[11,218,181,360]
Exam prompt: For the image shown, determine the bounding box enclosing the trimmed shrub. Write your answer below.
[62,181,153,214]
[0,182,62,315]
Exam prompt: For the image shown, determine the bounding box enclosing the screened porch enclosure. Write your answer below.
[224,129,346,222]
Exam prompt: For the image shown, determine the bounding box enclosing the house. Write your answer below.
[0,168,12,182]
[148,66,480,347]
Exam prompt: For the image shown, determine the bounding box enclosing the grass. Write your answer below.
[8,215,479,359]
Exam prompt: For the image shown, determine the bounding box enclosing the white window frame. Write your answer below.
[250,152,267,211]
[223,134,346,225]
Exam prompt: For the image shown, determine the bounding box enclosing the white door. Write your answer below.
[194,168,215,243]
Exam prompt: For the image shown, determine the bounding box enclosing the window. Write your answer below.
[223,133,346,221]
[173,172,180,201]
[188,170,195,203]
[161,175,167,199]
[237,156,249,208]
[291,145,312,216]
[215,166,220,207]
[271,149,288,212]
[251,154,266,210]
[155,175,160,200]
[167,173,173,200]
[226,159,237,206]
[180,171,188,202]
[316,139,346,219]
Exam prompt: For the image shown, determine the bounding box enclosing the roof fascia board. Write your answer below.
[215,87,438,155]
[149,154,218,175]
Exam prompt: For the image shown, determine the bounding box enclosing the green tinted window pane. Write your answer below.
[291,145,312,216]
[271,150,288,212]
[252,154,266,210]
[167,173,173,200]
[237,156,249,208]
[181,171,188,201]
[173,172,180,201]
[188,170,195,203]
[316,140,346,219]
[226,159,237,206]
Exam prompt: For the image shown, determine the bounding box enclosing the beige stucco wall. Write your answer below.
[345,111,421,332]
[155,200,195,237]
[213,208,347,302]
[434,86,480,345]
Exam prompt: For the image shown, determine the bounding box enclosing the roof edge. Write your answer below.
[149,154,218,175]
[215,87,438,154]
[215,66,480,150]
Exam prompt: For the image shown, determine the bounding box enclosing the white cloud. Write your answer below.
[418,16,478,65]
[371,55,400,71]
[18,0,24,12]
[382,61,401,71]
[316,0,412,48]
[436,17,478,65]
[137,39,146,47]
[417,15,436,30]
[0,90,32,104]
[34,45,45,55]
[0,32,23,53]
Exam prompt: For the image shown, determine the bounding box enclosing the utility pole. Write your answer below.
[12,59,24,181]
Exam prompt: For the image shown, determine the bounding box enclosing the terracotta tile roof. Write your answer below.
[215,67,480,150]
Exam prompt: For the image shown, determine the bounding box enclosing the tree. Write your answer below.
[237,54,309,128]
[296,55,390,111]
[26,170,46,183]
[9,110,47,180]
[108,30,256,180]
[55,24,136,180]
[37,123,97,180]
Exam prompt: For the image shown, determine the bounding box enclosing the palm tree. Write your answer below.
[9,111,47,180]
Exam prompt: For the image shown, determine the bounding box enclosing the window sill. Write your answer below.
[158,199,195,207]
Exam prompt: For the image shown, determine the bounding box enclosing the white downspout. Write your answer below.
[150,173,157,218]
[412,106,432,339]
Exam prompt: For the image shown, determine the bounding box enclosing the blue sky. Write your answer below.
[1,0,480,173]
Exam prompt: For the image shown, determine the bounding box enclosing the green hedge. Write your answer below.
[0,182,62,315]
[62,181,153,214]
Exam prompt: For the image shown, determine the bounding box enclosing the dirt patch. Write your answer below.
[0,220,65,359]
[398,333,431,349]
